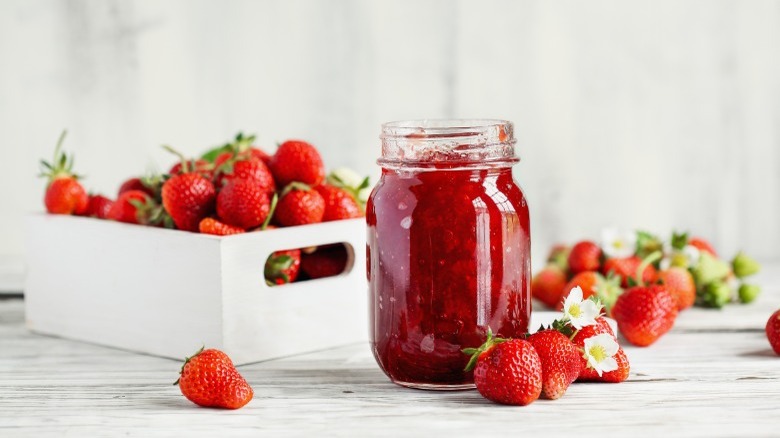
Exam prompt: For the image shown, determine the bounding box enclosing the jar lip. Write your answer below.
[381,119,512,138]
[379,119,517,166]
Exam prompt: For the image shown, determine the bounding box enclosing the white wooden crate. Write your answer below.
[24,214,367,365]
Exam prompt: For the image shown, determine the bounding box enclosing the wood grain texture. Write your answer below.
[2,0,780,276]
[2,265,779,436]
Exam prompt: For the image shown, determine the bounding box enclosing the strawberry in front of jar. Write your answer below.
[570,316,630,383]
[463,330,542,406]
[314,184,362,221]
[175,347,253,409]
[526,329,582,399]
[39,130,89,215]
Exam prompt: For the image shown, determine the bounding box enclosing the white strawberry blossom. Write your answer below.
[601,228,637,259]
[583,333,619,376]
[561,286,600,330]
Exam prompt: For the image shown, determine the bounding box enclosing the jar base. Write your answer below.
[392,381,476,391]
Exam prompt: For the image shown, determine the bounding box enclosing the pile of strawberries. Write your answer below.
[462,290,628,405]
[532,229,762,347]
[39,131,368,285]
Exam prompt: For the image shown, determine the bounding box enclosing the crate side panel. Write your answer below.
[25,215,224,359]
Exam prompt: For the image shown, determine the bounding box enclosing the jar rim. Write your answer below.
[379,119,517,168]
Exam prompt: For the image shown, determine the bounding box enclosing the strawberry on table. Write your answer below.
[463,330,542,406]
[612,284,677,347]
[39,130,89,215]
[216,179,272,230]
[175,347,253,409]
[531,265,568,309]
[198,217,245,236]
[314,184,362,221]
[118,177,159,199]
[527,329,582,399]
[274,183,325,227]
[84,194,114,219]
[766,310,780,355]
[577,335,630,383]
[657,267,696,311]
[269,140,326,187]
[568,241,602,274]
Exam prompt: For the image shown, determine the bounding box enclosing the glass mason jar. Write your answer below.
[367,119,531,390]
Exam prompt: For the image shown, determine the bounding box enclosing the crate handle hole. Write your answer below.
[264,242,354,287]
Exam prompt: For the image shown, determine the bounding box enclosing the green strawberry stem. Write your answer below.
[39,129,81,182]
[162,144,191,174]
[261,193,278,230]
[281,182,312,197]
[635,250,663,287]
[462,327,507,372]
[173,345,205,386]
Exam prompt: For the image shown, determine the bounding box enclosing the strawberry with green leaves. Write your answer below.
[175,347,253,409]
[603,256,657,287]
[39,130,89,215]
[108,190,153,224]
[84,194,114,219]
[463,330,542,406]
[265,249,302,285]
[314,184,362,221]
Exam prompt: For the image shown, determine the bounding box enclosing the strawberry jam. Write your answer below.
[367,120,531,389]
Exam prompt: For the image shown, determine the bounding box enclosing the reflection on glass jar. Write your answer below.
[367,119,531,390]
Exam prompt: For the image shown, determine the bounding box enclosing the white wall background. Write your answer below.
[2,0,780,287]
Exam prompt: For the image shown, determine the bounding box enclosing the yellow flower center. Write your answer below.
[613,240,624,249]
[569,304,582,318]
[589,344,607,363]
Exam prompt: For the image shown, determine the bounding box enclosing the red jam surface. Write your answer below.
[367,165,530,388]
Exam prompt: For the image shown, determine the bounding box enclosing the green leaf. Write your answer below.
[671,231,689,251]
[201,143,232,163]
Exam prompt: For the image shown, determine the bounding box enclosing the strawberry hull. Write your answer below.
[24,214,366,365]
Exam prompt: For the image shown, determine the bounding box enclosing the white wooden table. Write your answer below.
[2,266,780,437]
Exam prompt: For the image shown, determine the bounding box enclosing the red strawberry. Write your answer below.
[612,285,677,347]
[198,217,245,236]
[568,241,602,274]
[767,309,780,355]
[689,236,718,257]
[162,173,216,232]
[118,177,156,198]
[265,249,302,285]
[215,158,275,194]
[175,347,253,409]
[216,179,272,230]
[527,329,582,399]
[269,140,325,187]
[570,317,629,383]
[657,267,696,311]
[108,190,152,224]
[603,256,657,287]
[314,184,362,221]
[577,346,630,383]
[274,183,325,226]
[531,265,568,309]
[463,331,542,406]
[84,194,114,219]
[301,244,348,279]
[39,131,88,215]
